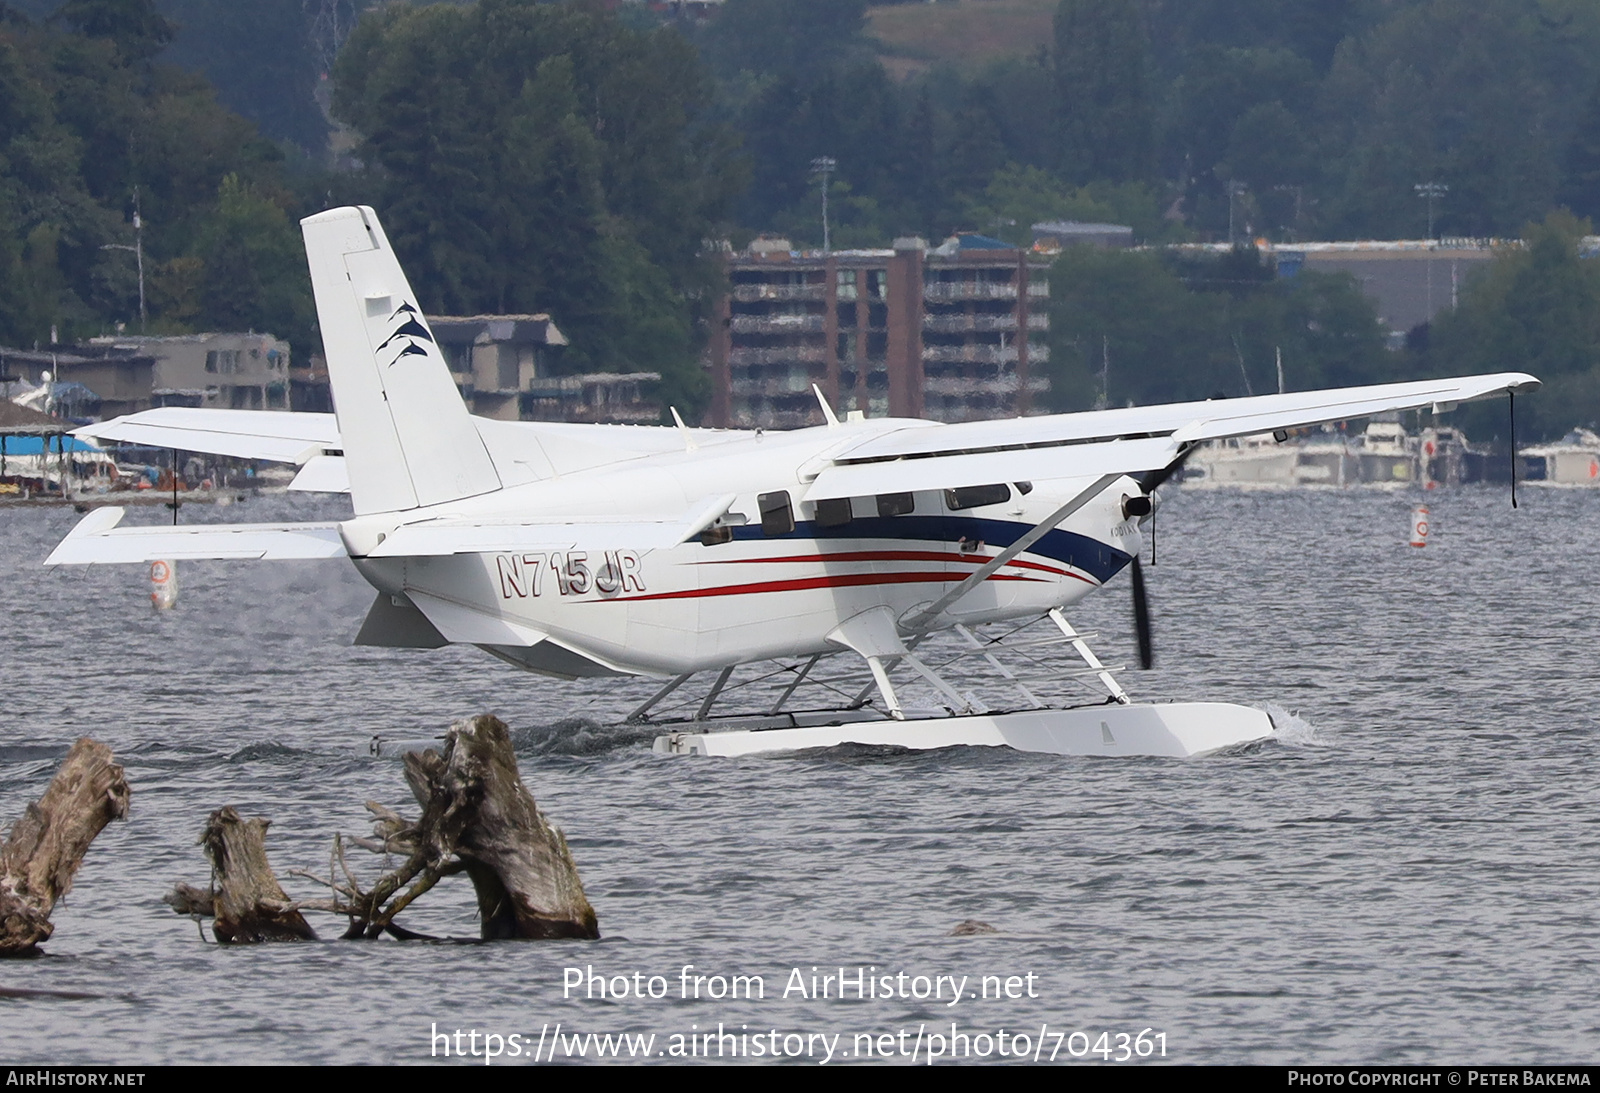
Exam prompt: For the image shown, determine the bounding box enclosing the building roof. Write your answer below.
[954,233,1012,250]
[1032,220,1133,236]
[429,314,569,347]
[0,398,68,431]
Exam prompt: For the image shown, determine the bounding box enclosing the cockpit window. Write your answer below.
[876,492,914,517]
[814,497,853,527]
[945,484,1011,510]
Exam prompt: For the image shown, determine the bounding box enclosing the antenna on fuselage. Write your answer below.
[812,384,840,428]
[670,406,699,452]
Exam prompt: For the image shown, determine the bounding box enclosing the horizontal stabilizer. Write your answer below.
[45,507,346,565]
[366,493,738,557]
[75,409,338,464]
[289,455,350,493]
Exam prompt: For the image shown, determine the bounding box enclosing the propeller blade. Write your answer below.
[1139,442,1197,494]
[1129,555,1153,670]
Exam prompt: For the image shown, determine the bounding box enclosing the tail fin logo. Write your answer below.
[375,302,437,368]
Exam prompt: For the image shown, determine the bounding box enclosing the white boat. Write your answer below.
[1184,432,1300,487]
[1521,428,1600,486]
[1350,420,1418,486]
[1186,421,1418,489]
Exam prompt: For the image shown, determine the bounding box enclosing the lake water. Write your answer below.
[1,485,1595,1065]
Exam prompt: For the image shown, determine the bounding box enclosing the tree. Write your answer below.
[1559,78,1600,221]
[696,0,871,84]
[1420,211,1600,438]
[1046,244,1390,409]
[1052,0,1153,185]
[1317,0,1594,240]
[1046,248,1215,409]
[55,0,173,60]
[161,0,327,153]
[333,0,742,417]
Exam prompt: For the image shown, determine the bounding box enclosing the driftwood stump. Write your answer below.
[0,738,130,956]
[164,807,315,942]
[335,714,598,940]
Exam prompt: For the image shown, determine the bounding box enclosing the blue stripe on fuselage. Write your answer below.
[728,516,1133,585]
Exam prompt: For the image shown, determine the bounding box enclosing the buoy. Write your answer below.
[1409,505,1429,548]
[150,559,178,609]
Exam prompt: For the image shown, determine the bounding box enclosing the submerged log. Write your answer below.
[194,807,316,942]
[340,715,598,940]
[0,738,130,956]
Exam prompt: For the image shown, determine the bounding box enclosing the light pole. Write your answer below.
[1414,182,1447,240]
[1415,182,1447,320]
[101,201,145,332]
[810,156,836,254]
[1227,180,1248,246]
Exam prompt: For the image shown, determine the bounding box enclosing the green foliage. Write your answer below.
[1164,45,1316,237]
[1418,211,1600,438]
[1046,245,1390,410]
[56,0,173,60]
[1051,0,1153,184]
[1318,0,1596,240]
[697,0,871,83]
[161,0,327,152]
[1559,79,1600,221]
[333,0,742,418]
[0,9,310,351]
[961,164,1178,246]
[194,174,314,349]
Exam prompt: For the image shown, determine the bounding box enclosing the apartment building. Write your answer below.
[707,233,1050,429]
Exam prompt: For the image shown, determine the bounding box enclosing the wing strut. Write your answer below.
[902,473,1121,632]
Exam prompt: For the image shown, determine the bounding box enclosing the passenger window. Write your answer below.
[876,492,914,517]
[814,497,852,528]
[945,484,1011,510]
[759,491,795,535]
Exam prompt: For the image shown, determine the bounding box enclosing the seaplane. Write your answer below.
[45,206,1539,759]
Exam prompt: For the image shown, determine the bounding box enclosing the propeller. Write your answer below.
[1139,441,1197,494]
[1124,443,1197,669]
[1129,553,1154,670]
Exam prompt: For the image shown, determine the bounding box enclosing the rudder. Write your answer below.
[302,206,501,515]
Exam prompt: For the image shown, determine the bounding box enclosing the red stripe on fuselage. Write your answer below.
[608,569,1067,604]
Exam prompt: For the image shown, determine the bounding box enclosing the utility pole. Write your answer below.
[101,191,145,332]
[810,157,836,254]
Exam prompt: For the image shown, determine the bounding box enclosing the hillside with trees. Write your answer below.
[0,0,319,358]
[1,0,1598,431]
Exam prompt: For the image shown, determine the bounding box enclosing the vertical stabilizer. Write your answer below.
[301,206,501,515]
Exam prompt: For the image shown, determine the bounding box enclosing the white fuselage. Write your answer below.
[341,420,1144,677]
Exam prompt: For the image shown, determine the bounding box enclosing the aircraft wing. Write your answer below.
[804,372,1539,500]
[74,408,339,464]
[44,507,346,565]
